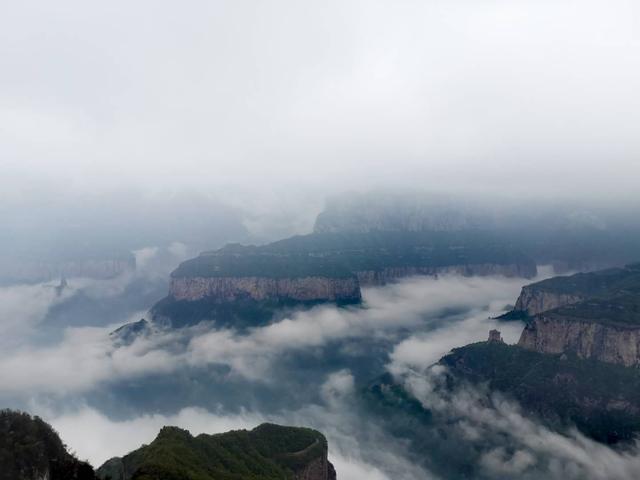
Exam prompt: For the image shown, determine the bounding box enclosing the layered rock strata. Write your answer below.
[518,313,640,367]
[170,275,361,303]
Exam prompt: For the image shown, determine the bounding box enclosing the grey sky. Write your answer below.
[1,0,639,199]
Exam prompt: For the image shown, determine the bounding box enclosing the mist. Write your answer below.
[2,0,639,206]
[2,2,640,479]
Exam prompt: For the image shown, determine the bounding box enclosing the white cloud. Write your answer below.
[0,281,71,346]
[402,367,640,480]
[386,313,524,376]
[50,406,264,466]
[0,272,540,394]
[321,369,356,407]
[1,1,638,199]
[48,401,432,479]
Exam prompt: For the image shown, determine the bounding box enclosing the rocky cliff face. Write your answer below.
[294,455,336,480]
[514,286,586,316]
[170,275,362,303]
[519,314,640,367]
[357,262,537,286]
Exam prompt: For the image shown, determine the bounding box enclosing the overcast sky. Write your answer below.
[1,0,639,201]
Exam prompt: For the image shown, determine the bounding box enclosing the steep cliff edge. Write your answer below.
[514,287,586,316]
[97,423,337,480]
[500,264,640,366]
[170,275,360,303]
[152,230,536,327]
[510,263,640,316]
[518,295,640,366]
[439,341,640,443]
[152,245,361,327]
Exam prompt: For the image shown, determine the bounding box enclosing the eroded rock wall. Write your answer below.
[170,276,362,303]
[294,456,337,480]
[518,315,640,367]
[514,287,585,316]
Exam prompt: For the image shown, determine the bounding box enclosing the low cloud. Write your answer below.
[50,406,265,466]
[386,313,524,376]
[46,369,435,479]
[0,281,72,347]
[10,269,635,480]
[0,273,535,395]
[398,366,640,480]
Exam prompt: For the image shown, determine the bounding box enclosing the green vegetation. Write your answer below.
[0,409,96,480]
[508,263,640,326]
[441,342,640,443]
[524,263,640,297]
[173,231,535,279]
[551,294,640,327]
[97,423,329,480]
[172,250,354,279]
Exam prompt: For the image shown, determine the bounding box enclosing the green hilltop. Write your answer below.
[0,409,96,480]
[97,423,334,480]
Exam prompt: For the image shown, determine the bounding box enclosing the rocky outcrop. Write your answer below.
[514,286,586,316]
[294,455,336,480]
[518,314,640,367]
[169,275,362,303]
[357,262,537,286]
[510,263,640,317]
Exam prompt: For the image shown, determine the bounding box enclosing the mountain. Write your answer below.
[263,230,537,284]
[360,334,640,478]
[499,264,640,367]
[511,263,640,316]
[151,242,361,328]
[150,231,535,328]
[517,295,640,367]
[0,409,96,480]
[360,265,640,472]
[440,340,640,444]
[314,191,640,272]
[0,191,249,284]
[0,409,337,480]
[97,423,336,480]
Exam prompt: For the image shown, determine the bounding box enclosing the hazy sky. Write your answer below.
[1,0,639,199]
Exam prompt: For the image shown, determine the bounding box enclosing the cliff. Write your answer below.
[97,423,337,480]
[170,275,361,303]
[514,287,586,316]
[501,264,640,366]
[439,341,640,443]
[518,295,640,367]
[152,246,362,327]
[153,230,536,327]
[510,263,640,316]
